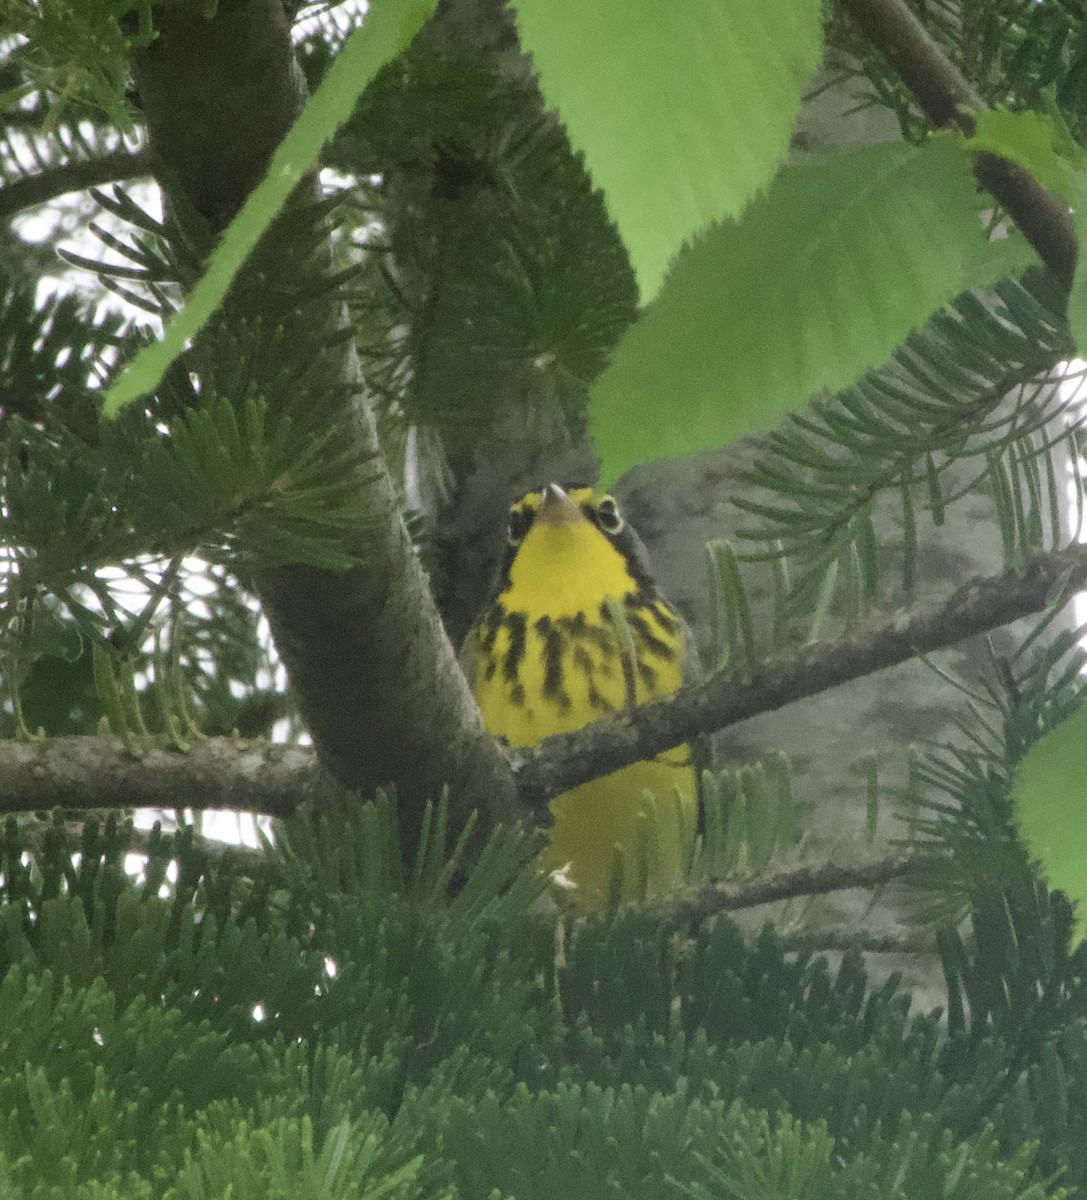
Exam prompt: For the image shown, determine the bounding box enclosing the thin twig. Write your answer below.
[661,853,915,923]
[837,0,1076,287]
[0,148,154,219]
[779,928,936,955]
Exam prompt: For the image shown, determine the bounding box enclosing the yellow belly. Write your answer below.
[537,750,697,912]
[471,608,697,911]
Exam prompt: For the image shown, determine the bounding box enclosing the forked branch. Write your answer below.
[2,542,1084,819]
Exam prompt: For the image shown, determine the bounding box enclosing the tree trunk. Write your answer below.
[130,0,520,846]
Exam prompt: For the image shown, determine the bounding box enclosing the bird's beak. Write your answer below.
[536,482,585,526]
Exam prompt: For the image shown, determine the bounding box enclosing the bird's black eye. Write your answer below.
[507,507,531,546]
[595,496,624,534]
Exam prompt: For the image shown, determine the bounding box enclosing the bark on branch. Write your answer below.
[0,735,324,816]
[0,741,920,923]
[513,542,1087,812]
[661,853,915,923]
[2,543,1084,818]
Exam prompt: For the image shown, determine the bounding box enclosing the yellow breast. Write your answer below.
[466,486,697,911]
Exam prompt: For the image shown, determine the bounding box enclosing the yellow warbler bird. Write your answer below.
[461,483,699,912]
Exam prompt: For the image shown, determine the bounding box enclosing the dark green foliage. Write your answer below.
[0,187,379,740]
[683,1111,1052,1200]
[5,637,103,737]
[0,8,144,135]
[428,1082,740,1200]
[0,275,122,439]
[908,625,1087,1190]
[909,622,1087,928]
[4,6,1087,1198]
[329,36,638,454]
[0,779,1079,1197]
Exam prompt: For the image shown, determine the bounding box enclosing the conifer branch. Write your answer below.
[663,853,915,923]
[837,0,1076,287]
[0,148,154,219]
[0,735,325,817]
[514,541,1087,811]
[2,542,1084,820]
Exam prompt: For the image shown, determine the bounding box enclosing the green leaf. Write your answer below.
[511,0,823,301]
[592,134,1040,486]
[1012,702,1087,947]
[102,0,436,418]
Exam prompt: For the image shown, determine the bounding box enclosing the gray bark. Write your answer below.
[130,0,521,845]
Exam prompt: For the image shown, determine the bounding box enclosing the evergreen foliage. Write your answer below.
[0,170,380,738]
[0,785,1078,1198]
[734,269,1082,611]
[331,32,640,469]
[4,2,1087,1196]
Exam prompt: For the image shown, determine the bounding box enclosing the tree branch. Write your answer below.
[0,148,154,219]
[780,928,935,955]
[837,0,1077,288]
[513,541,1087,811]
[662,853,915,923]
[0,736,324,817]
[3,543,1084,819]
